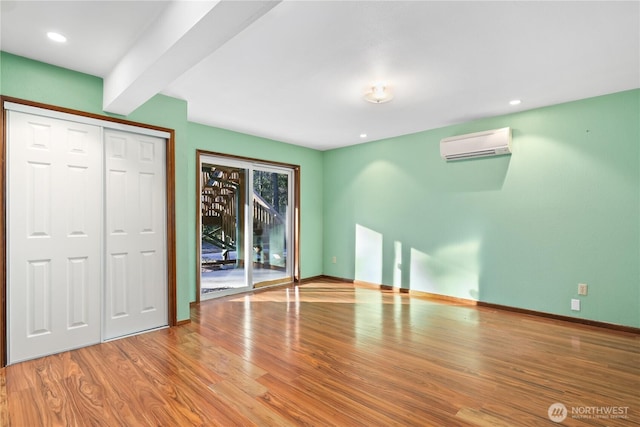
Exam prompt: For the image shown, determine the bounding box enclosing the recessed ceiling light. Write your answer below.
[47,32,67,43]
[509,99,522,106]
[360,133,367,138]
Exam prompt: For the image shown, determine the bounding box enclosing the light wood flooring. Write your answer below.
[1,279,638,426]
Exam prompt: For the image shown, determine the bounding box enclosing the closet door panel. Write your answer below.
[7,111,102,363]
[104,129,167,339]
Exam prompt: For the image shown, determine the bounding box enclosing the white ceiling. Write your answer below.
[1,1,639,150]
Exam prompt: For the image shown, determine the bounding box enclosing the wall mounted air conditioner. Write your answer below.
[440,127,512,161]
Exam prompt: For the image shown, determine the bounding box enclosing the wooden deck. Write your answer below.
[1,279,638,426]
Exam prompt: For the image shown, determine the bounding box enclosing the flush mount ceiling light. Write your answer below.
[364,83,393,104]
[47,31,67,43]
[509,99,522,106]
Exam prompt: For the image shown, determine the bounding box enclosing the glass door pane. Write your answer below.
[200,162,249,298]
[252,167,293,287]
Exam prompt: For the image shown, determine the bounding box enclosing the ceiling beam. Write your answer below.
[103,0,281,116]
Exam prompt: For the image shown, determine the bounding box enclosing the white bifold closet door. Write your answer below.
[7,110,168,364]
[7,111,103,363]
[103,129,167,340]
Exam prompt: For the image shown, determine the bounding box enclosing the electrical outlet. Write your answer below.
[332,256,337,264]
[571,299,581,311]
[578,283,588,296]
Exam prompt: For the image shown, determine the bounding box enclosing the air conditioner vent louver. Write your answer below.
[440,127,512,161]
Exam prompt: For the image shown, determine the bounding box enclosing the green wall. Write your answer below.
[0,52,323,322]
[323,89,640,327]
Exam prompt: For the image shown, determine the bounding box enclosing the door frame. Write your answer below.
[195,150,300,303]
[0,96,178,367]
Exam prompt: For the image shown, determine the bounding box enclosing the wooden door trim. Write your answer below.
[0,96,178,367]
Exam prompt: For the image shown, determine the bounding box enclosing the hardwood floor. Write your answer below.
[1,279,638,426]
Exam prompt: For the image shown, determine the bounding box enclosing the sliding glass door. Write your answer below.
[200,160,248,296]
[198,154,295,300]
[252,166,292,288]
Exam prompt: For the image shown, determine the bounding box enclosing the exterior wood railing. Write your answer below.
[201,169,283,252]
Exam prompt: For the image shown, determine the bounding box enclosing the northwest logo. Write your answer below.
[548,403,568,423]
